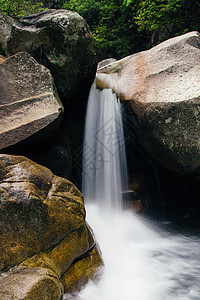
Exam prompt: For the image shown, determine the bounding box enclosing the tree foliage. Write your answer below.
[0,0,66,19]
[128,0,200,43]
[0,0,199,59]
[63,0,200,59]
[62,0,149,60]
[0,0,45,19]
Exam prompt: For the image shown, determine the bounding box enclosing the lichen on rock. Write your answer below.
[0,154,103,299]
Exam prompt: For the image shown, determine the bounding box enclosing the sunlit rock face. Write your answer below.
[97,31,200,176]
[0,154,103,299]
[0,52,63,151]
[7,9,97,102]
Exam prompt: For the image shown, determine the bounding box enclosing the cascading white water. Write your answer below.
[82,82,128,210]
[64,83,200,300]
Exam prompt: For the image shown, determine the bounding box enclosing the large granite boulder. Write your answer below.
[0,51,63,151]
[7,9,97,102]
[0,12,14,55]
[0,154,103,298]
[96,31,200,176]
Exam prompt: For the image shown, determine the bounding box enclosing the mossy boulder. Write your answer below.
[0,154,85,272]
[61,245,103,293]
[7,9,97,102]
[0,154,103,298]
[20,224,95,278]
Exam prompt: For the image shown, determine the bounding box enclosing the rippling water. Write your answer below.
[64,204,200,300]
[64,83,200,300]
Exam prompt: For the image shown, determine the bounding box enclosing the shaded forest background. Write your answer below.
[1,0,200,60]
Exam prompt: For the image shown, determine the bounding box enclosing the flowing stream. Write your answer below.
[64,84,200,300]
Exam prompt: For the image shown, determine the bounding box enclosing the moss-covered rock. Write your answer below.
[61,246,103,293]
[0,154,85,272]
[20,224,95,278]
[0,154,103,298]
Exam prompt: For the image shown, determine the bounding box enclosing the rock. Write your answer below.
[0,55,6,64]
[20,224,95,278]
[96,31,200,176]
[7,9,97,102]
[97,58,117,70]
[0,154,85,272]
[0,267,63,300]
[0,52,63,151]
[0,12,14,55]
[61,245,103,293]
[0,154,103,297]
[36,144,72,180]
[4,9,96,184]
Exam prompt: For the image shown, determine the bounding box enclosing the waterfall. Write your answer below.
[64,83,200,300]
[82,83,128,210]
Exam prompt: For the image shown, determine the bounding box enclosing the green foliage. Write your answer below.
[62,0,101,31]
[0,0,45,19]
[62,0,200,59]
[0,0,199,59]
[62,0,149,60]
[135,0,182,31]
[132,0,200,39]
[42,0,64,9]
